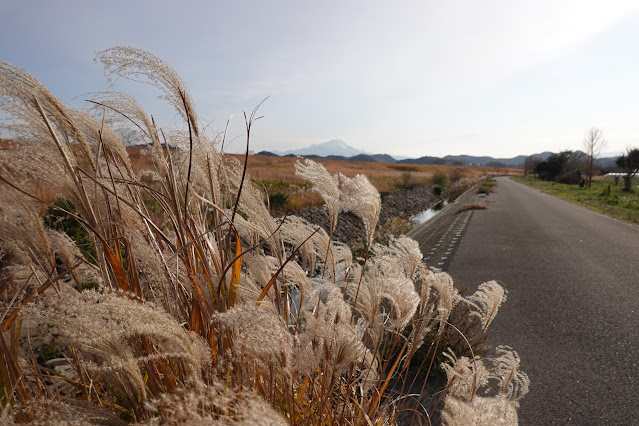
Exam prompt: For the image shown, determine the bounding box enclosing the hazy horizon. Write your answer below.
[261,138,625,160]
[2,1,639,158]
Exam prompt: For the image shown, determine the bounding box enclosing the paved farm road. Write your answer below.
[446,177,639,425]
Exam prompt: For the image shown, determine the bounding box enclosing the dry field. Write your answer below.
[230,153,520,211]
[1,138,521,210]
[234,153,518,191]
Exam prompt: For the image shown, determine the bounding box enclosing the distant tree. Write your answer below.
[583,127,607,188]
[485,161,505,168]
[116,127,144,146]
[523,156,540,177]
[534,151,583,184]
[534,151,568,181]
[615,148,639,191]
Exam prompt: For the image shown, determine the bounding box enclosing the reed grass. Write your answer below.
[455,203,489,214]
[0,47,527,425]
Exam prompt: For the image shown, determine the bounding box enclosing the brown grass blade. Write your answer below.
[227,229,242,308]
[102,242,130,292]
[256,228,320,312]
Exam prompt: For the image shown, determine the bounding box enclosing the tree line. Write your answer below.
[524,127,639,191]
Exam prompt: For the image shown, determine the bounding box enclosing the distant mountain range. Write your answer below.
[260,139,620,168]
[272,139,366,157]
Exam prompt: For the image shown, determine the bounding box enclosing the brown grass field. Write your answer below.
[231,153,519,189]
[2,139,522,209]
[134,149,522,212]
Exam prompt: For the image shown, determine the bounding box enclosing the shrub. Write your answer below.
[268,191,289,212]
[444,177,479,201]
[431,170,448,187]
[0,47,527,424]
[558,170,582,185]
[448,168,463,183]
[401,171,413,188]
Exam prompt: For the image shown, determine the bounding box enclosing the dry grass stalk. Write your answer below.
[0,48,526,424]
[455,202,489,214]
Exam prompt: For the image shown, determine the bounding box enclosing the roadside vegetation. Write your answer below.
[455,203,488,214]
[478,176,496,195]
[0,47,527,424]
[513,177,639,225]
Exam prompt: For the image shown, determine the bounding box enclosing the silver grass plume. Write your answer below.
[0,61,95,172]
[441,396,519,426]
[337,173,381,246]
[378,276,421,330]
[145,379,287,425]
[430,271,461,327]
[277,215,332,273]
[375,235,423,279]
[294,284,370,376]
[96,46,199,137]
[343,269,382,327]
[362,237,423,329]
[406,266,441,361]
[70,109,134,177]
[440,346,529,426]
[0,139,79,216]
[295,159,340,233]
[358,255,421,330]
[441,350,490,401]
[0,189,55,270]
[466,281,507,332]
[486,346,530,401]
[23,291,210,406]
[2,398,127,426]
[87,91,169,177]
[211,304,292,377]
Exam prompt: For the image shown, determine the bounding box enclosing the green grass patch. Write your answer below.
[513,177,639,225]
[477,176,496,194]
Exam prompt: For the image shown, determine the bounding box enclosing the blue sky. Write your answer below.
[2,0,639,158]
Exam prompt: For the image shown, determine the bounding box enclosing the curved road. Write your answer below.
[446,177,639,425]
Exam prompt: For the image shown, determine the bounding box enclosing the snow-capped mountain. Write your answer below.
[273,139,368,157]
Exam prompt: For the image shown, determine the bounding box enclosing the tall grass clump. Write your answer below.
[0,47,527,424]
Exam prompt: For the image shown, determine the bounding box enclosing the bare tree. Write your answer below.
[583,127,607,188]
[116,127,144,146]
[523,155,539,178]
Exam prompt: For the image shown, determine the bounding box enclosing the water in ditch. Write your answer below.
[411,200,448,225]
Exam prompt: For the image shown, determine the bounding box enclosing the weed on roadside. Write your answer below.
[514,176,639,225]
[456,203,488,214]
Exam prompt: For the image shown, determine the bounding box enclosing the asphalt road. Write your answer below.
[446,177,639,425]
